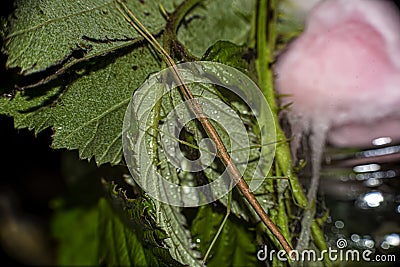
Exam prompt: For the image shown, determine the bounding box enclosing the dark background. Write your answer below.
[0,0,61,264]
[1,1,64,258]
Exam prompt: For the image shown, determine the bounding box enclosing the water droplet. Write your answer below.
[351,234,360,242]
[2,93,13,98]
[334,220,344,229]
[363,238,375,249]
[365,177,382,187]
[381,241,390,250]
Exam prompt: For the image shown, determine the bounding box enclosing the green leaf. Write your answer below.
[1,0,255,166]
[52,194,173,266]
[51,205,98,266]
[1,0,167,165]
[50,47,160,165]
[191,205,258,267]
[3,0,177,74]
[124,79,203,265]
[0,46,160,165]
[177,0,255,57]
[202,40,250,72]
[99,182,184,267]
[0,86,60,133]
[155,203,202,266]
[98,197,160,266]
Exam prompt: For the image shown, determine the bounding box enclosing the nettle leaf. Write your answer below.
[0,85,61,133]
[50,47,160,164]
[124,79,203,265]
[99,198,162,266]
[191,205,257,267]
[4,0,177,74]
[1,0,255,166]
[155,202,202,266]
[123,59,274,264]
[177,82,273,221]
[0,46,160,165]
[1,0,174,165]
[100,182,186,266]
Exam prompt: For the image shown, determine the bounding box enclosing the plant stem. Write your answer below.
[164,0,201,61]
[255,0,308,210]
[254,0,330,263]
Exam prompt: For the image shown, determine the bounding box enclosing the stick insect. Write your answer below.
[113,0,293,262]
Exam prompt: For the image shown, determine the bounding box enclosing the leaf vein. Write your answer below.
[63,97,130,142]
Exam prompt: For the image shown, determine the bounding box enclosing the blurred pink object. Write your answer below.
[275,0,400,148]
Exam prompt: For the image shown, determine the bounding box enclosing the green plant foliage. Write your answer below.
[51,205,98,266]
[98,183,194,266]
[1,46,160,165]
[1,0,254,166]
[1,1,265,262]
[98,197,163,266]
[124,56,275,222]
[0,85,61,133]
[191,205,258,267]
[124,79,204,265]
[0,0,329,266]
[177,0,254,57]
[202,40,250,72]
